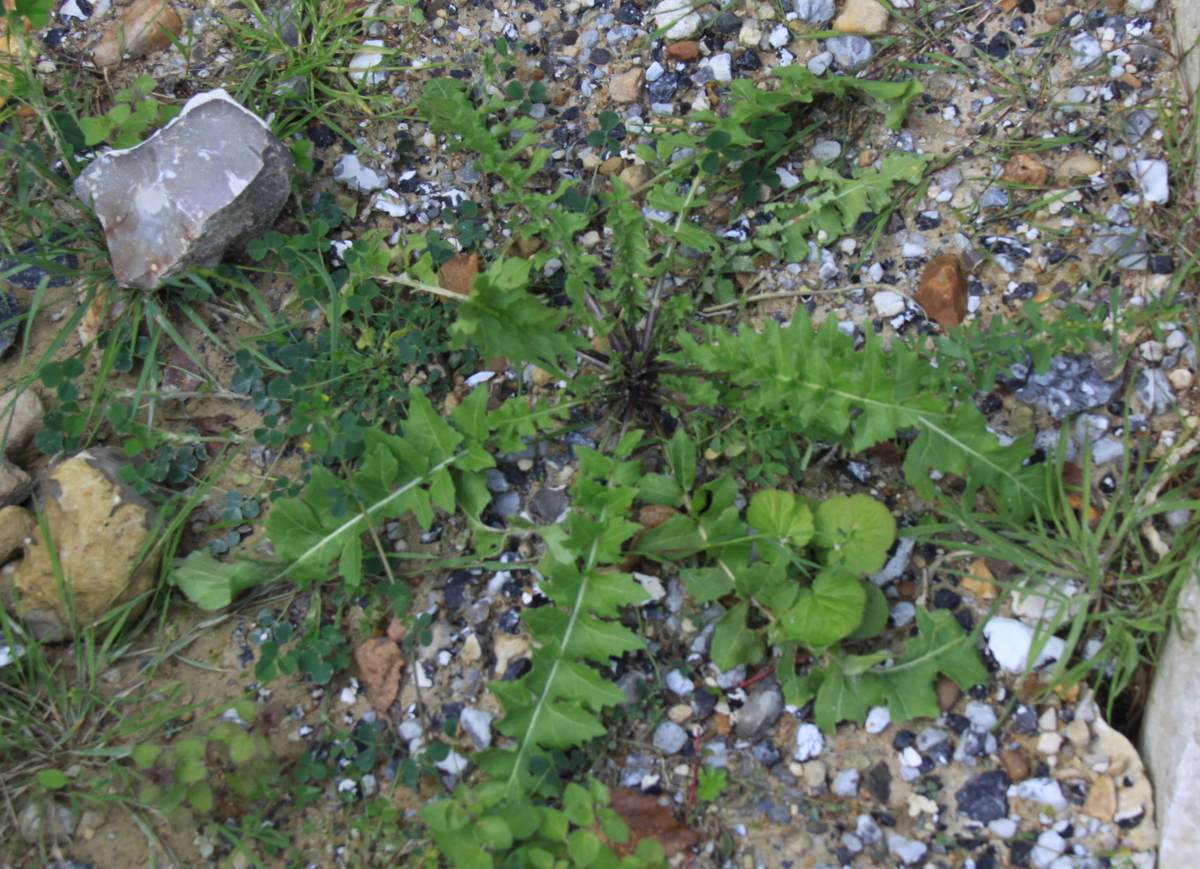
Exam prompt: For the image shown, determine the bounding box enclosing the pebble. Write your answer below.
[1036,732,1063,755]
[826,35,874,71]
[886,834,928,866]
[955,770,1011,822]
[653,721,689,753]
[811,139,842,162]
[833,0,889,34]
[653,0,702,40]
[1031,830,1066,868]
[334,154,388,193]
[1070,33,1103,68]
[983,617,1066,672]
[794,723,825,761]
[964,700,998,730]
[1015,777,1069,811]
[793,0,835,26]
[664,670,694,696]
[872,290,907,318]
[738,20,763,47]
[1132,159,1169,203]
[807,51,833,75]
[831,768,860,797]
[768,24,790,49]
[610,68,644,103]
[348,40,388,86]
[1136,368,1176,415]
[710,53,733,82]
[865,705,891,734]
[460,706,493,749]
[435,749,470,775]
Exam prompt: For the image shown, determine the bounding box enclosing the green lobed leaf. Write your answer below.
[710,600,767,671]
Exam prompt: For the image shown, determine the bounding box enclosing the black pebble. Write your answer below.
[1009,840,1033,868]
[614,3,641,23]
[933,588,962,610]
[864,761,891,803]
[985,32,1013,60]
[945,713,971,736]
[589,48,612,64]
[955,769,1011,823]
[713,11,741,33]
[306,124,335,149]
[915,210,943,230]
[501,657,531,681]
[1149,255,1174,274]
[442,570,473,611]
[733,50,762,72]
[496,608,522,633]
[892,729,916,750]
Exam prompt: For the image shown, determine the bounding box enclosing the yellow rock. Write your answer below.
[9,449,162,640]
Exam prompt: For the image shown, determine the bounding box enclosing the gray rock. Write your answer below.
[733,679,784,740]
[1123,109,1154,141]
[831,768,860,797]
[653,721,689,754]
[74,90,294,290]
[1011,354,1123,419]
[1088,225,1149,261]
[979,187,1010,209]
[459,706,493,750]
[0,293,18,356]
[794,0,835,25]
[1135,368,1176,415]
[529,486,569,522]
[0,457,31,508]
[826,36,874,71]
[489,491,522,518]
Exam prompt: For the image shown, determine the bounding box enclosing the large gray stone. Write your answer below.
[74,89,294,290]
[1142,570,1200,867]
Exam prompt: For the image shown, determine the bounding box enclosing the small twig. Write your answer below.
[377,272,470,302]
[699,282,899,316]
[686,724,702,816]
[1139,431,1200,559]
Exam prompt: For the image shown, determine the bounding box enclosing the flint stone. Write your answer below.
[74,89,294,290]
[732,677,784,740]
[955,769,1011,822]
[1010,354,1122,419]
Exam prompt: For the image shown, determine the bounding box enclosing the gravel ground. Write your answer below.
[5,0,1198,866]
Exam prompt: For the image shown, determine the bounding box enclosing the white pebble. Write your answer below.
[794,723,825,761]
[873,290,907,318]
[865,706,892,734]
[983,617,1066,672]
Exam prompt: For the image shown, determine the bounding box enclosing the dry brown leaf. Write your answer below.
[604,788,702,858]
[352,638,404,714]
[439,252,480,298]
[637,504,677,530]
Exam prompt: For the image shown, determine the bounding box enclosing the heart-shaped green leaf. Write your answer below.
[813,494,895,575]
[778,570,866,650]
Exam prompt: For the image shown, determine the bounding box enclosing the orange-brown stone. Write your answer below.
[665,40,699,62]
[914,254,969,329]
